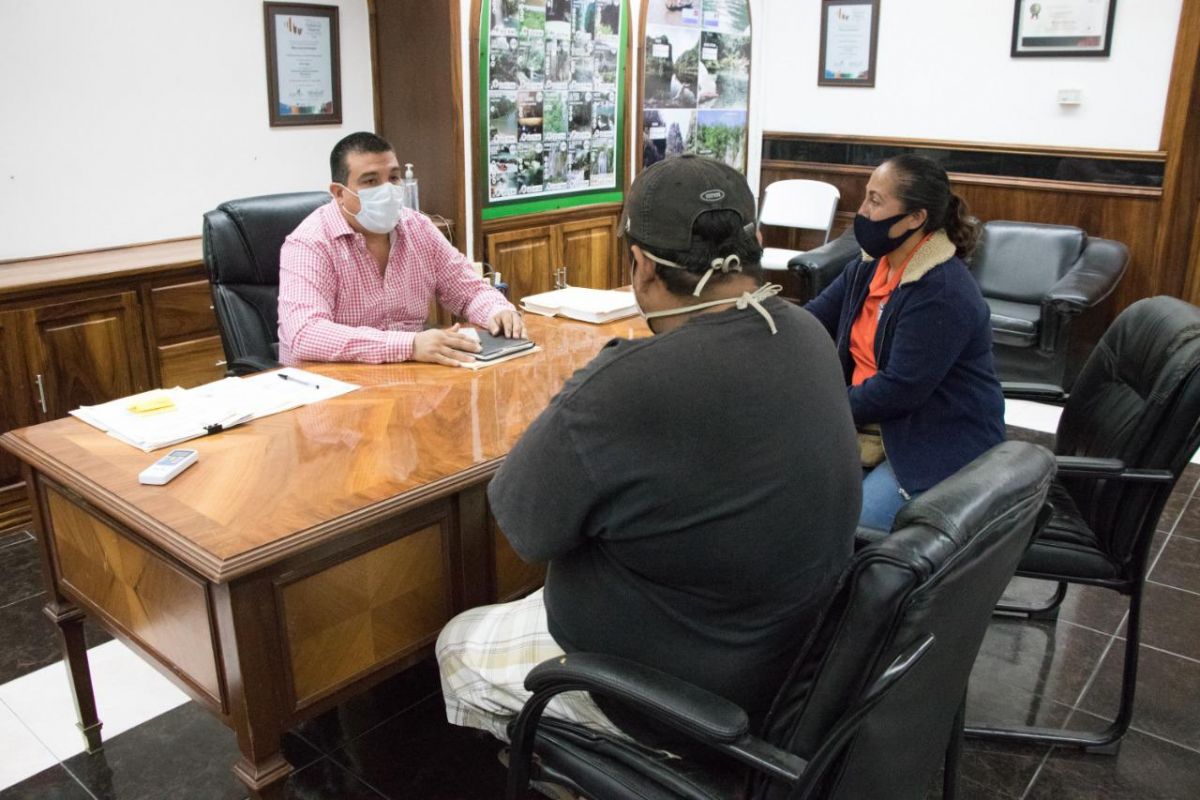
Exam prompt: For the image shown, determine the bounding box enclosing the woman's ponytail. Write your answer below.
[943,193,980,259]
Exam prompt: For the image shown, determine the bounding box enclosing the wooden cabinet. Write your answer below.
[561,216,621,290]
[0,313,34,529]
[482,206,623,303]
[0,239,218,531]
[21,292,151,422]
[485,225,558,301]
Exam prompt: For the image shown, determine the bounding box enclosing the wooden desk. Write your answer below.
[0,314,648,799]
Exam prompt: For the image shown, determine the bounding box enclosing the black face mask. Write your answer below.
[854,211,918,259]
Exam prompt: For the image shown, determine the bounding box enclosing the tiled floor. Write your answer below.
[2,409,1200,798]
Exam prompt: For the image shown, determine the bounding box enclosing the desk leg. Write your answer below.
[27,467,104,754]
[214,580,292,800]
[43,603,103,752]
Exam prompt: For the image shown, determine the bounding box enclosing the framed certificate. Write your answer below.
[264,3,342,126]
[818,0,880,87]
[1011,0,1117,57]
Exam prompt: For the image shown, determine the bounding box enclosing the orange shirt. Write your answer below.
[849,236,932,386]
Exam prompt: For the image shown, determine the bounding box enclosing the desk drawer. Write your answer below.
[158,336,226,388]
[150,280,219,342]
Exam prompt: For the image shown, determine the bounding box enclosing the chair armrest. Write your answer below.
[787,230,859,296]
[506,637,935,800]
[524,652,748,743]
[1055,455,1125,476]
[227,356,280,376]
[507,653,761,799]
[1055,456,1174,483]
[1043,237,1129,312]
[854,525,889,549]
[1001,382,1069,403]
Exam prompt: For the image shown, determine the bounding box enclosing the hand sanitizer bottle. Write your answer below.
[404,163,420,213]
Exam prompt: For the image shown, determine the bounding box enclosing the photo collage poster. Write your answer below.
[486,0,624,203]
[642,0,750,173]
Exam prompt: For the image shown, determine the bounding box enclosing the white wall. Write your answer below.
[0,0,375,261]
[759,0,1182,152]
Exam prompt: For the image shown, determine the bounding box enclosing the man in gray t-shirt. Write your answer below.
[436,155,860,746]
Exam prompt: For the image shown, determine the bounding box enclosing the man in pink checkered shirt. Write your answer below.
[278,132,523,366]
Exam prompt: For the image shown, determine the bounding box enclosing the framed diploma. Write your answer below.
[1011,0,1117,57]
[264,3,342,126]
[818,0,879,87]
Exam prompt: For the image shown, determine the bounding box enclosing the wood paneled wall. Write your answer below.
[1162,0,1200,303]
[760,152,1163,316]
[371,1,466,249]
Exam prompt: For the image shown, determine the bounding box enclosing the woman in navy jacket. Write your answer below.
[805,154,1005,531]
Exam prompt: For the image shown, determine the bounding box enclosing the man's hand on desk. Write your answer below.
[413,324,482,366]
[489,309,526,339]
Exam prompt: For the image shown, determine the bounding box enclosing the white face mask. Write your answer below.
[341,182,405,233]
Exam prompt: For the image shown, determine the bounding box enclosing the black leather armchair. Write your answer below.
[505,440,1055,800]
[786,228,860,304]
[967,296,1200,753]
[202,191,329,375]
[968,221,1128,397]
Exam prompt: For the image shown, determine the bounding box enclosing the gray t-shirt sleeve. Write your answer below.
[487,388,599,564]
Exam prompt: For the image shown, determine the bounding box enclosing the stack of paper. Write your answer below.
[70,368,359,452]
[520,287,638,324]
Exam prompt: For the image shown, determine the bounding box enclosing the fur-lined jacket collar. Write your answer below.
[860,230,956,286]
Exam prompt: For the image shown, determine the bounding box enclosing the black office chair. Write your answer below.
[504,441,1055,800]
[202,191,329,375]
[968,221,1128,398]
[966,295,1200,753]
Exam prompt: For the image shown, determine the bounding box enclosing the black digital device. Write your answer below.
[473,329,535,361]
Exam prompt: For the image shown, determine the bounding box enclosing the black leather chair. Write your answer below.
[504,441,1055,800]
[968,221,1128,398]
[966,295,1200,753]
[202,191,329,375]
[786,228,859,304]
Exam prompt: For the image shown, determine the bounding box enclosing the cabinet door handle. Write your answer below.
[215,360,227,367]
[34,373,47,414]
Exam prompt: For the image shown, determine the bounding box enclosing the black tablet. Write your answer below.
[473,329,535,361]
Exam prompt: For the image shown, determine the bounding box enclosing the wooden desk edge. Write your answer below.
[1,429,505,584]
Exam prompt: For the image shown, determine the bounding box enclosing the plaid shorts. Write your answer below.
[436,588,627,742]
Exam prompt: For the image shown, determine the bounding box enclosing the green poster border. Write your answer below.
[479,1,627,221]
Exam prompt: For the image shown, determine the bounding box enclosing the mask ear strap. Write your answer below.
[692,254,742,297]
[643,250,745,297]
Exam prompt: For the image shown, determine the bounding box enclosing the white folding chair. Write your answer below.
[759,179,841,272]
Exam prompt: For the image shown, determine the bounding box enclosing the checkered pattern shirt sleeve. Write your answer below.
[411,212,514,326]
[277,203,514,364]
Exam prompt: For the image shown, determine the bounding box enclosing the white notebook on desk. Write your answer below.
[520,287,638,324]
[70,368,359,452]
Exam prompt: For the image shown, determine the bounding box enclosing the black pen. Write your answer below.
[278,373,320,389]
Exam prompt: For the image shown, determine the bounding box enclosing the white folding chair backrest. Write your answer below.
[760,180,841,244]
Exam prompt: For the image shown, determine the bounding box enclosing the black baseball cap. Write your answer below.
[620,154,757,253]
